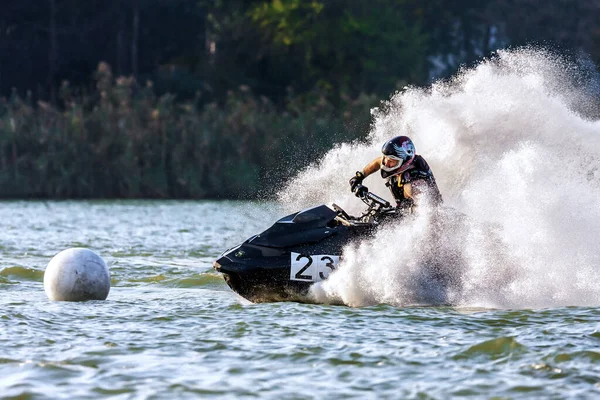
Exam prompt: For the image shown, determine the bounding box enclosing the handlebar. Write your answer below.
[354,185,391,208]
[364,191,390,208]
[335,184,396,224]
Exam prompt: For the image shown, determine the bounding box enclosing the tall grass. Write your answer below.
[0,63,375,199]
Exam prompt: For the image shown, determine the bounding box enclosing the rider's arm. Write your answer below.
[361,157,383,177]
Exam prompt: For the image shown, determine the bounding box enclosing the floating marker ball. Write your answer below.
[44,248,111,301]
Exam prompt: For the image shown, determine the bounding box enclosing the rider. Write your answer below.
[349,136,442,211]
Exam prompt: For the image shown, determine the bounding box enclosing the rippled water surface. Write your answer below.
[1,201,600,399]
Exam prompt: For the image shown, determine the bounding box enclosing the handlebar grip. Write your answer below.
[354,185,390,208]
[366,192,390,208]
[354,184,368,196]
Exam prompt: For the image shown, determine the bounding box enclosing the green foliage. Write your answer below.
[0,1,598,199]
[0,63,375,199]
[248,0,428,102]
[2,0,599,104]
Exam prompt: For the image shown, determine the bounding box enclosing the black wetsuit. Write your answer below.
[382,155,443,209]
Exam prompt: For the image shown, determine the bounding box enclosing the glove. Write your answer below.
[349,171,365,192]
[355,184,368,198]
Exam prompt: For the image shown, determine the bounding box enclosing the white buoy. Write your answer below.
[44,248,111,301]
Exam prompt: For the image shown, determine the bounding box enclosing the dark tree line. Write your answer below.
[1,1,598,107]
[0,1,210,101]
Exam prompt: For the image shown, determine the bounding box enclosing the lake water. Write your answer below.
[1,201,600,399]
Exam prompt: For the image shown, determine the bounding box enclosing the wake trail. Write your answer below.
[278,48,600,308]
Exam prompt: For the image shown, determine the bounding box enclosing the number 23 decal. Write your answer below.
[290,252,340,282]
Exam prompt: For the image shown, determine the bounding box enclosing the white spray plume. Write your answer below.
[278,48,600,308]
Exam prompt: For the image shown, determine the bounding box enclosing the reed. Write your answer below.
[0,63,375,199]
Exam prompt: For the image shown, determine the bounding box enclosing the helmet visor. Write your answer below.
[381,155,403,171]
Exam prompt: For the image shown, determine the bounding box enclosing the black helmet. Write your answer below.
[380,136,416,178]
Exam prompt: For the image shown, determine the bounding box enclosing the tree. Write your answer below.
[490,0,600,65]
[248,0,429,104]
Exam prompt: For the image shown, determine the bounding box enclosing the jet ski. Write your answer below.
[213,187,397,303]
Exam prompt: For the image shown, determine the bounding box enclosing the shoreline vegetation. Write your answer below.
[3,2,598,200]
[0,63,376,200]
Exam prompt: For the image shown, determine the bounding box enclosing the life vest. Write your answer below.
[383,155,443,208]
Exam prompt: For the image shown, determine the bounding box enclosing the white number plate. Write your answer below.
[290,252,340,282]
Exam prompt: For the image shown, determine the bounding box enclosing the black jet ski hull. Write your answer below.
[215,254,315,302]
[213,203,388,303]
[214,231,358,303]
